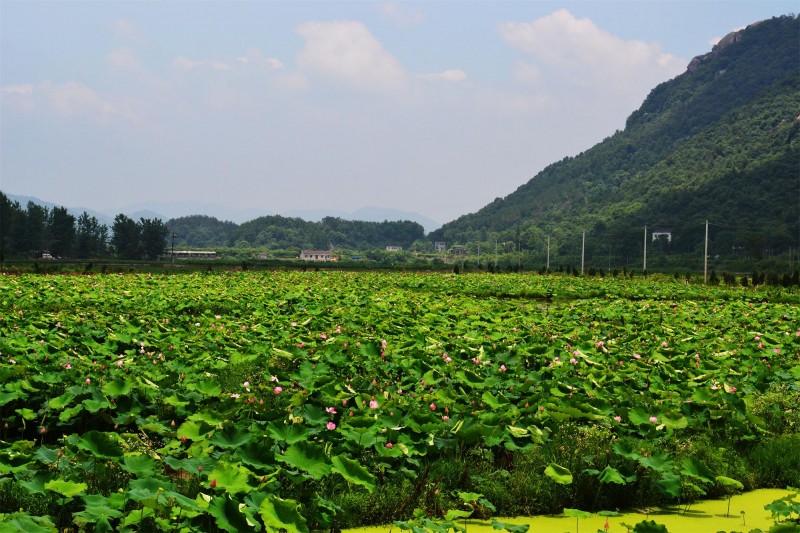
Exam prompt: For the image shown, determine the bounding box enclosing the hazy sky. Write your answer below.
[1,1,795,225]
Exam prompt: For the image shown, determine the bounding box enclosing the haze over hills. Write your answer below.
[432,15,800,266]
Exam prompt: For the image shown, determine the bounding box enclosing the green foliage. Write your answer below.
[431,16,800,274]
[0,272,799,530]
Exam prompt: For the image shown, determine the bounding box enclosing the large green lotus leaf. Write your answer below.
[267,422,311,444]
[209,461,254,494]
[210,424,253,449]
[638,452,674,472]
[301,404,328,425]
[340,428,378,448]
[331,455,375,492]
[73,494,124,528]
[191,380,222,397]
[259,495,309,533]
[481,391,509,409]
[628,407,658,426]
[44,479,87,498]
[598,465,627,485]
[59,404,84,423]
[188,408,227,426]
[34,446,60,465]
[444,508,473,521]
[82,398,111,413]
[48,390,77,410]
[655,471,681,498]
[122,453,157,478]
[206,494,254,533]
[715,475,744,491]
[74,431,123,460]
[0,513,57,533]
[544,463,573,485]
[491,519,529,533]
[563,508,592,519]
[612,441,642,461]
[276,441,331,479]
[660,412,689,430]
[176,420,211,441]
[236,440,276,469]
[15,408,36,421]
[454,370,485,388]
[343,416,377,430]
[632,519,669,532]
[101,378,132,397]
[127,477,176,504]
[680,458,714,483]
[18,472,52,495]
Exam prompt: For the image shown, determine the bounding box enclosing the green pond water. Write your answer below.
[346,489,796,533]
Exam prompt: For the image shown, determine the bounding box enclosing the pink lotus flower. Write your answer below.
[369,400,379,409]
[243,381,250,389]
[499,364,507,372]
[613,415,622,422]
[441,415,449,421]
[326,421,336,430]
[385,442,393,448]
[273,386,283,394]
[649,416,658,423]
[85,378,91,385]
[325,406,337,414]
[429,403,437,410]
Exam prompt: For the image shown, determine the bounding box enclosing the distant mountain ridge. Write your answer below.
[431,15,800,267]
[3,194,441,234]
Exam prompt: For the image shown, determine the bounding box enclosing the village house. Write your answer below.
[300,250,333,261]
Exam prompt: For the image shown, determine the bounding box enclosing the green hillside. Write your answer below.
[431,15,800,273]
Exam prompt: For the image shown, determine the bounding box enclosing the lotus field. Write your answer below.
[1,271,799,532]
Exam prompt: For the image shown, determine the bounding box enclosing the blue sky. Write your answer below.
[1,1,796,225]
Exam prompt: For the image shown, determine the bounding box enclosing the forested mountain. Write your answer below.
[431,15,800,268]
[227,216,424,250]
[165,214,424,251]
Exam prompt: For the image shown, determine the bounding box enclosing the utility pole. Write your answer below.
[546,236,550,271]
[171,231,176,267]
[581,231,585,275]
[703,220,709,283]
[643,225,647,273]
[494,238,498,271]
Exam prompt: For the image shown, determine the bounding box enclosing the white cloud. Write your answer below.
[107,47,140,70]
[296,20,407,92]
[2,84,34,95]
[173,56,206,72]
[380,2,425,27]
[512,61,541,85]
[237,47,284,70]
[418,69,466,82]
[498,9,684,88]
[45,81,135,122]
[172,56,231,72]
[106,18,141,42]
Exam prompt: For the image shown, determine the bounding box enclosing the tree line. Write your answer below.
[0,192,167,261]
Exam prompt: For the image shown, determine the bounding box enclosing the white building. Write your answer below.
[300,250,333,261]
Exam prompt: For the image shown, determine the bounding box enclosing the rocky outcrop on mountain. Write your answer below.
[687,20,765,72]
